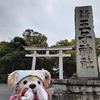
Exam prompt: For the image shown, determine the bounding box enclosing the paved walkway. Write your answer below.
[0,83,54,100]
[0,83,13,100]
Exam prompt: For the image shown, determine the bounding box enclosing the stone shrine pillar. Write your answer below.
[75,6,98,77]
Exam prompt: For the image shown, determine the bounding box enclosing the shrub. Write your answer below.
[72,72,77,77]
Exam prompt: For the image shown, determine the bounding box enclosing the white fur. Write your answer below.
[21,88,34,100]
[37,85,48,100]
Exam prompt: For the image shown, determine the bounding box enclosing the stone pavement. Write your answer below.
[0,83,54,100]
[0,83,13,100]
[47,86,54,100]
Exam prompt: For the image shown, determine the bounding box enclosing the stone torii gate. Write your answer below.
[24,46,72,79]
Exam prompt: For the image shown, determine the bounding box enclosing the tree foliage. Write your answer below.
[55,39,75,47]
[0,37,30,74]
[23,29,48,47]
[95,38,100,56]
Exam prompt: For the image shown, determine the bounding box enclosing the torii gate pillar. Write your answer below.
[32,50,36,70]
[59,50,63,79]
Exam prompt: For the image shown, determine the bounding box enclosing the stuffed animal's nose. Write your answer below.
[29,84,36,89]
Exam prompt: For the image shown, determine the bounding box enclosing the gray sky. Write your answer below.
[0,0,100,46]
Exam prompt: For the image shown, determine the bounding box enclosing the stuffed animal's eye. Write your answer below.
[23,80,27,84]
[38,81,40,84]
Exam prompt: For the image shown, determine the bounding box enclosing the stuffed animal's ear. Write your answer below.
[43,70,51,88]
[8,71,15,88]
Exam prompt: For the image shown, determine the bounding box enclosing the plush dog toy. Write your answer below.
[8,70,51,100]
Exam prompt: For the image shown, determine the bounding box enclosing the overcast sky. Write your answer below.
[0,0,100,46]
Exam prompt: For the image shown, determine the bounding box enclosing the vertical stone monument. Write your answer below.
[75,6,98,77]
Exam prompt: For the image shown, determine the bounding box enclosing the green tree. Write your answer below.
[0,37,30,74]
[55,39,75,47]
[23,29,48,47]
[95,38,100,56]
